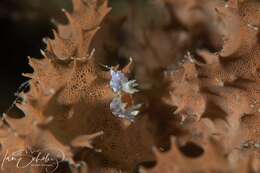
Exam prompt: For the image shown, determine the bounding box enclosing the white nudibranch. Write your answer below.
[110,96,142,122]
[104,60,141,122]
[110,70,139,94]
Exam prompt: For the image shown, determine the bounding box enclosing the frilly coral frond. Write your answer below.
[1,0,157,172]
[2,0,260,172]
[165,0,260,129]
[144,137,229,173]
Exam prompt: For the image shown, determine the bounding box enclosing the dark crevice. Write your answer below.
[256,68,260,78]
[6,105,26,118]
[201,87,220,97]
[179,142,204,158]
[202,101,228,120]
[224,77,255,90]
[193,52,207,64]
[134,161,156,173]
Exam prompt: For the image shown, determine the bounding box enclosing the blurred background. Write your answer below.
[0,0,130,114]
[0,0,70,114]
[0,0,222,115]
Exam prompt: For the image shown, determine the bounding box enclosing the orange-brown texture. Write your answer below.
[0,0,260,172]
